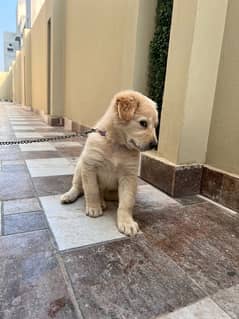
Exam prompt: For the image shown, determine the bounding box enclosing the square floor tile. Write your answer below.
[58,147,83,158]
[137,202,239,295]
[3,197,41,215]
[12,126,35,131]
[41,132,66,136]
[15,132,43,138]
[32,175,73,196]
[213,285,239,319]
[0,146,22,161]
[40,195,125,250]
[22,151,62,160]
[136,184,180,212]
[3,211,47,235]
[159,298,231,319]
[10,121,45,125]
[54,141,83,148]
[2,160,27,172]
[19,142,56,152]
[10,119,43,122]
[62,237,205,319]
[0,170,35,200]
[26,158,75,177]
[0,230,77,318]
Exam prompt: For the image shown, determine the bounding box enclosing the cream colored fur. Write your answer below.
[61,90,158,236]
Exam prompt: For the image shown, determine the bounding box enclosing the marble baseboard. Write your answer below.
[201,166,239,213]
[140,153,202,197]
[31,108,64,127]
[140,153,239,212]
[64,116,91,134]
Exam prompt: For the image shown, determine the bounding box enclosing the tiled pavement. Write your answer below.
[0,103,239,319]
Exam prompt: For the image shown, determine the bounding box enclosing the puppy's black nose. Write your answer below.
[149,140,158,149]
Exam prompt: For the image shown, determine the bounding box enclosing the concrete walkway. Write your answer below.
[0,103,238,319]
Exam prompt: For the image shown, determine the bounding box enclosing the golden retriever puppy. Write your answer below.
[61,90,158,236]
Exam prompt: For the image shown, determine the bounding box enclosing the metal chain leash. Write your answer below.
[0,128,106,146]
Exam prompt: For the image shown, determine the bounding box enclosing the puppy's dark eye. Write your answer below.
[139,120,147,128]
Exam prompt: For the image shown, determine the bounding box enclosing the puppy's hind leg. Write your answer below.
[61,160,84,204]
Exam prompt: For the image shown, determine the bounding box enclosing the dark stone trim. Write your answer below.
[140,154,202,197]
[201,167,239,212]
[140,154,239,212]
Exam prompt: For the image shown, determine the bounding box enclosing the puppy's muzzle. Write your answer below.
[148,139,158,150]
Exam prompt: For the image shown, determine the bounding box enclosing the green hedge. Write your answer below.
[148,0,173,123]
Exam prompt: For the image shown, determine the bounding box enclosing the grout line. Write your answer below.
[3,226,48,237]
[0,200,2,236]
[198,195,238,216]
[56,252,85,319]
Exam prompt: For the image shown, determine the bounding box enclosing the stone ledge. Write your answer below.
[140,153,239,212]
[140,153,202,197]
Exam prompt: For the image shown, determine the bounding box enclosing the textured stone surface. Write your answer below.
[221,175,239,212]
[63,237,205,319]
[40,195,125,250]
[0,230,77,319]
[3,211,48,235]
[175,195,206,206]
[32,175,73,196]
[19,142,56,151]
[57,146,83,158]
[212,284,239,319]
[140,154,174,195]
[140,155,202,197]
[22,151,62,160]
[0,170,35,200]
[135,184,179,212]
[137,202,239,294]
[26,158,75,177]
[158,298,231,319]
[0,146,23,161]
[174,166,202,197]
[3,197,41,215]
[201,167,223,201]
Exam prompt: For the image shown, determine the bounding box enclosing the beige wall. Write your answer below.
[158,0,228,165]
[206,0,239,175]
[31,0,65,116]
[31,1,48,113]
[64,0,156,127]
[0,71,13,101]
[21,29,32,106]
[31,0,46,26]
[133,0,157,94]
[50,0,65,116]
[12,62,16,102]
[15,51,22,104]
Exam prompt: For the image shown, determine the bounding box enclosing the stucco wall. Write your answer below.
[64,0,156,127]
[15,51,22,104]
[158,0,228,165]
[31,0,64,116]
[0,71,13,101]
[21,29,32,106]
[206,0,239,175]
[31,1,48,113]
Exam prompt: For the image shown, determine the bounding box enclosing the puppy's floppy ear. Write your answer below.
[116,95,139,121]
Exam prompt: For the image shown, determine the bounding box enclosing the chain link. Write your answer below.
[0,128,106,146]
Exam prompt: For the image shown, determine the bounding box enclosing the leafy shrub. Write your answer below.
[148,0,174,128]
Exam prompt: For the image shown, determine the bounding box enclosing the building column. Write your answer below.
[140,0,228,196]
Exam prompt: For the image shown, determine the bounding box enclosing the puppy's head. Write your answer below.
[113,90,158,151]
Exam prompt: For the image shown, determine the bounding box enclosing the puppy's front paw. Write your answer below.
[86,204,103,217]
[117,217,140,236]
[61,192,75,204]
[61,187,82,204]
